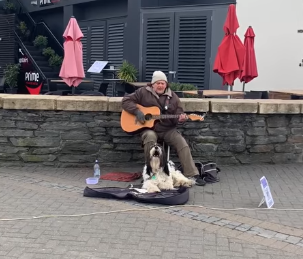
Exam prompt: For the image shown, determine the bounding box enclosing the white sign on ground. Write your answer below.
[258,176,274,208]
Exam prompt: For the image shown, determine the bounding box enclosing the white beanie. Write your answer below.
[151,71,168,84]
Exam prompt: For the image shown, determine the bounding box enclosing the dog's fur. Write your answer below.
[142,143,196,193]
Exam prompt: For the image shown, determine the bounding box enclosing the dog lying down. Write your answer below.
[142,143,196,193]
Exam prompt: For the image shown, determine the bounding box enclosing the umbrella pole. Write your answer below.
[227,85,231,99]
[242,82,246,91]
[72,86,75,95]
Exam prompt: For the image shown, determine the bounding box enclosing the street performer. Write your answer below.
[121,70,206,186]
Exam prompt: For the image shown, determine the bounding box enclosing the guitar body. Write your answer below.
[121,105,161,134]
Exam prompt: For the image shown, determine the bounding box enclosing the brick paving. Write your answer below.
[0,164,303,258]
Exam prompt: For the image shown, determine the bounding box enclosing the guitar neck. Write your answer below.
[153,114,181,120]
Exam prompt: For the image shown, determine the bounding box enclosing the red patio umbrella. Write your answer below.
[213,4,245,89]
[240,26,258,91]
[59,16,85,93]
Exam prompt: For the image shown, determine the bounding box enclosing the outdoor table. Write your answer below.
[268,90,303,100]
[50,79,93,83]
[182,90,245,98]
[127,82,149,88]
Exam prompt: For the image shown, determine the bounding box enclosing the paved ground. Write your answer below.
[1,164,303,258]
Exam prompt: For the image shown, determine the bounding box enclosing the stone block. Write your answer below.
[210,99,258,113]
[267,116,288,127]
[0,129,33,137]
[180,98,209,112]
[258,100,302,114]
[249,145,274,153]
[0,94,12,108]
[247,127,267,136]
[32,147,60,155]
[2,95,58,110]
[10,137,60,147]
[108,97,123,112]
[58,155,95,163]
[56,96,108,111]
[61,132,92,141]
[267,127,289,135]
[0,146,28,154]
[20,154,56,162]
[0,153,20,161]
[61,141,99,154]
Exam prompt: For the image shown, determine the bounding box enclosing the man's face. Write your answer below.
[152,80,167,94]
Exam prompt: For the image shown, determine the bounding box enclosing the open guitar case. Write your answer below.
[83,185,189,205]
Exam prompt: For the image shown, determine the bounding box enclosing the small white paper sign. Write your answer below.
[87,61,108,73]
[259,176,274,208]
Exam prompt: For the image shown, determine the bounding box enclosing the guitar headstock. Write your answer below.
[187,113,206,121]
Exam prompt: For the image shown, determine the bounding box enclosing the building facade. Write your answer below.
[19,0,236,90]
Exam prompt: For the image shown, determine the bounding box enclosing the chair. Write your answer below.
[158,141,171,161]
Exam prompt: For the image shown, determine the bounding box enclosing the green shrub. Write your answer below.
[33,35,48,49]
[4,64,20,89]
[42,47,55,58]
[117,60,138,83]
[49,54,63,68]
[170,82,198,98]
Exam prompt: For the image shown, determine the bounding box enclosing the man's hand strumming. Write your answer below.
[135,110,145,123]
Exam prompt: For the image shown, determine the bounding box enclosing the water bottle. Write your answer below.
[94,160,100,178]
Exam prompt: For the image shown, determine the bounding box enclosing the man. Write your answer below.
[121,71,206,186]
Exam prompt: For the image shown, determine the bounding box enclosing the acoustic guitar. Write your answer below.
[121,104,206,134]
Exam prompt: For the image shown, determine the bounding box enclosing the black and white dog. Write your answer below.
[142,143,195,193]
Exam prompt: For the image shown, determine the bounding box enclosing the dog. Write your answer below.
[142,143,196,193]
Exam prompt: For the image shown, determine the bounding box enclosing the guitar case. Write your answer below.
[83,186,189,205]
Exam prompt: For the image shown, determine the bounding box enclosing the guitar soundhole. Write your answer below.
[145,114,152,121]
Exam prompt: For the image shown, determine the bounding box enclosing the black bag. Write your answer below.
[176,161,220,184]
[83,186,189,205]
[195,161,220,183]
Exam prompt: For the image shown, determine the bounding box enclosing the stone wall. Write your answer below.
[0,94,303,167]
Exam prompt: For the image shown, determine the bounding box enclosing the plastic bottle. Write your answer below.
[94,160,100,179]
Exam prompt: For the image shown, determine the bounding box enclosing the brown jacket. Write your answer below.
[121,86,184,133]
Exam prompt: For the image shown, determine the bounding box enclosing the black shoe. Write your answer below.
[191,175,206,186]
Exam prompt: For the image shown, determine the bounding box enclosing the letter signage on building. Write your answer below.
[18,46,44,95]
[39,0,60,7]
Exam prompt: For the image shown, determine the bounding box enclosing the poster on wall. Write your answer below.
[18,48,44,95]
[30,0,61,7]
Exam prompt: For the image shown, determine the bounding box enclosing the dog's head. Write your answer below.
[146,143,169,175]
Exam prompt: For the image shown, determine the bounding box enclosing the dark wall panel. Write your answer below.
[0,14,16,77]
[78,0,127,21]
[141,0,236,8]
[31,8,64,44]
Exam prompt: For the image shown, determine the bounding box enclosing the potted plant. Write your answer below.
[42,47,55,58]
[117,60,138,83]
[170,82,198,98]
[33,35,48,51]
[3,0,15,14]
[48,54,63,72]
[4,64,20,94]
[17,21,30,40]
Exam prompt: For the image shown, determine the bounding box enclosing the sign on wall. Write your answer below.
[31,0,61,7]
[18,48,44,95]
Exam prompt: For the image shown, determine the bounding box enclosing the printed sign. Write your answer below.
[259,176,274,208]
[39,0,60,7]
[88,61,108,73]
[18,46,44,95]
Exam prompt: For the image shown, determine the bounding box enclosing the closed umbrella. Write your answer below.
[240,26,258,91]
[59,16,85,94]
[213,4,245,90]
